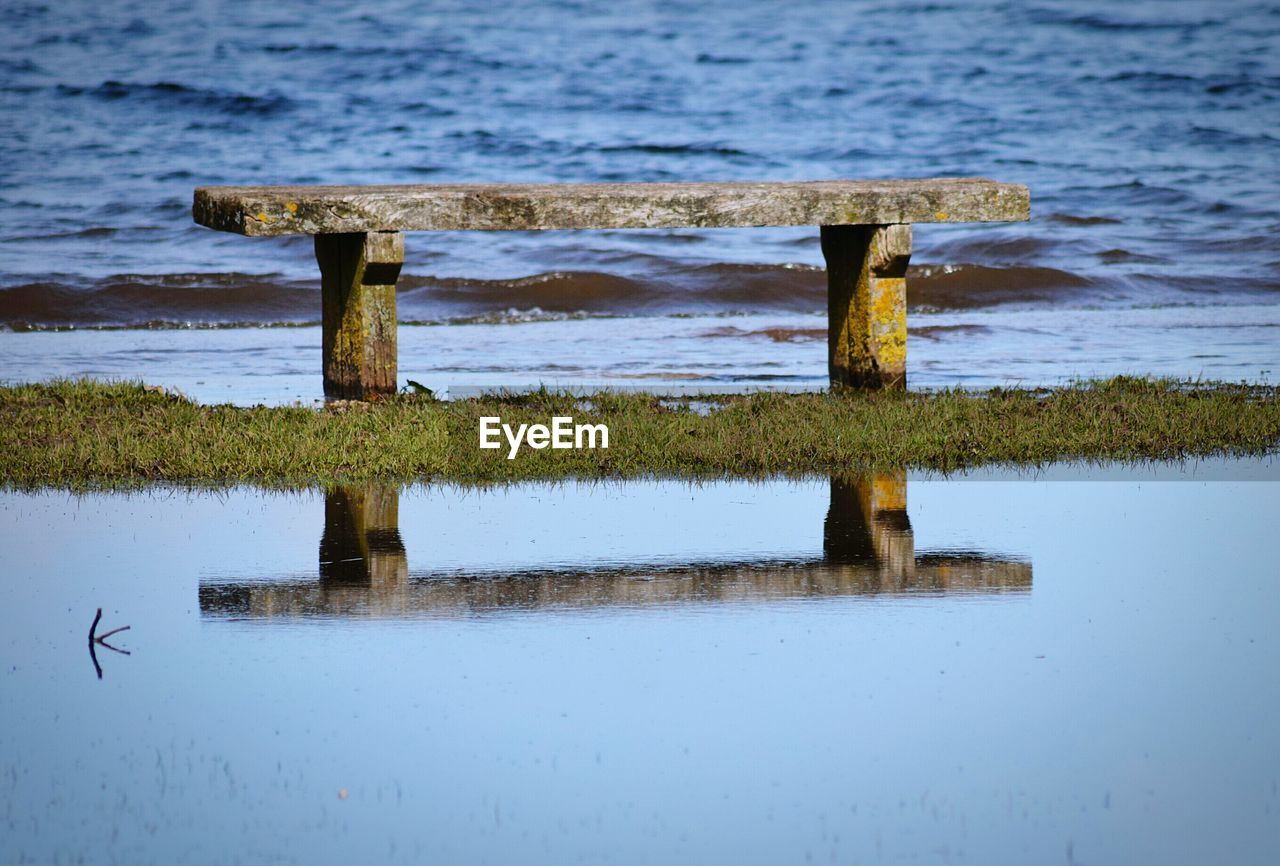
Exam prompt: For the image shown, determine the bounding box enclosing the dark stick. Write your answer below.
[88,608,132,678]
[88,633,103,679]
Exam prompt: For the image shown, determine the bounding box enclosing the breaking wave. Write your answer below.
[3,261,1270,331]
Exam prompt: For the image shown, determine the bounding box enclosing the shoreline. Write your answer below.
[4,377,1279,489]
[5,304,1279,408]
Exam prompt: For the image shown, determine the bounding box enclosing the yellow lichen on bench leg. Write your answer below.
[316,231,403,400]
[820,223,912,389]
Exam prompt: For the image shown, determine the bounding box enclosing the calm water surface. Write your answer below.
[3,462,1279,863]
[2,0,1279,398]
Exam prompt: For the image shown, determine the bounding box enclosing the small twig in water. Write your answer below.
[96,625,131,642]
[87,608,132,679]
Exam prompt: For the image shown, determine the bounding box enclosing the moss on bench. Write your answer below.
[194,178,1029,235]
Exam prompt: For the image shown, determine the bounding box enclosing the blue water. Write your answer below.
[2,0,1279,396]
[4,9,1280,861]
[3,465,1279,864]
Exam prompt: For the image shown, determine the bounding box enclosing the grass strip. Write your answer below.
[2,377,1278,489]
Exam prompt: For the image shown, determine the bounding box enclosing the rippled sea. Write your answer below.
[2,0,1279,399]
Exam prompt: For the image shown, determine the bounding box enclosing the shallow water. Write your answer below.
[2,0,1279,397]
[3,460,1279,863]
[5,303,1277,405]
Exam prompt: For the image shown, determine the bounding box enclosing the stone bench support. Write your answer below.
[822,223,912,389]
[315,231,403,400]
[194,179,1029,398]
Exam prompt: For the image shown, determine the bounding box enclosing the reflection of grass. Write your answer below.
[3,377,1279,487]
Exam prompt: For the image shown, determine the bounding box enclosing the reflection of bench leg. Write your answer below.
[824,473,914,583]
[860,472,914,581]
[824,478,877,563]
[319,485,408,588]
[821,224,911,389]
[316,231,403,399]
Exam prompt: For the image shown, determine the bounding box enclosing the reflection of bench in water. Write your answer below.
[199,475,1030,619]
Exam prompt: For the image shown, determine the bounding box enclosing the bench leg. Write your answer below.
[316,231,403,400]
[821,223,912,389]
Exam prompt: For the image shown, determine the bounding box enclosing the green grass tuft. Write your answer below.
[2,376,1278,489]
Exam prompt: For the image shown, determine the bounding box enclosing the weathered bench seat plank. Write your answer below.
[194,178,1028,236]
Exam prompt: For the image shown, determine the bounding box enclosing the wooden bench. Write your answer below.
[193,179,1029,398]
